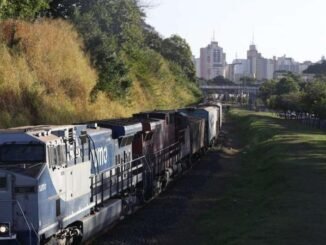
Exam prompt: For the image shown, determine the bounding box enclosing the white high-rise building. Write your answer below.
[232,59,250,83]
[247,44,266,80]
[264,59,275,80]
[195,58,201,77]
[276,56,300,73]
[199,41,226,80]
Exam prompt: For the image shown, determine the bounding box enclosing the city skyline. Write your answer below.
[146,0,326,63]
[196,40,313,82]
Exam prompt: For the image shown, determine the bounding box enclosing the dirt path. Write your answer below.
[90,118,242,245]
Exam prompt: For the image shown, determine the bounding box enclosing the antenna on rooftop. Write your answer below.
[212,30,216,42]
[251,32,255,45]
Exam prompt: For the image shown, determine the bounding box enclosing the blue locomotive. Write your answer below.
[0,104,222,244]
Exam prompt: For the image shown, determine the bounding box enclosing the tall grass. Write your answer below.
[0,19,201,128]
[0,19,98,126]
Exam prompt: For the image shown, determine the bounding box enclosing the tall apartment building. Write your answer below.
[276,56,300,73]
[264,59,275,80]
[230,59,250,83]
[246,44,276,81]
[192,56,201,78]
[247,44,266,80]
[199,41,226,80]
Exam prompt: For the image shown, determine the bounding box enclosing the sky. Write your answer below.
[145,0,326,63]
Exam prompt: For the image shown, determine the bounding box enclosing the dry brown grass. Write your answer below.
[0,19,200,128]
[0,19,99,126]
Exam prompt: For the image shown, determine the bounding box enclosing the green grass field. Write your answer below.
[200,109,326,245]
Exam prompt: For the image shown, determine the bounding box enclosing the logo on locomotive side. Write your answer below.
[92,146,108,167]
[38,184,47,192]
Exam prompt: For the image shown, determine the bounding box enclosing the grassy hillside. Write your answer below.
[0,20,201,128]
[199,109,326,245]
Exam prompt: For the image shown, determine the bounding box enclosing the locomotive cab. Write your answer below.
[0,125,93,244]
[0,127,47,243]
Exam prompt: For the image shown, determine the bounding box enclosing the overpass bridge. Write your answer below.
[199,85,260,104]
[200,85,260,94]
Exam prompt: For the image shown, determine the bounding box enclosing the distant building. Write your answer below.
[247,44,261,79]
[263,59,275,80]
[225,64,234,82]
[299,61,313,74]
[192,56,201,77]
[276,55,300,74]
[273,70,290,80]
[231,59,250,83]
[195,58,201,77]
[199,41,226,80]
[193,39,315,83]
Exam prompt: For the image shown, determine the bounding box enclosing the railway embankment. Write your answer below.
[90,108,326,245]
[199,108,326,245]
[89,110,241,244]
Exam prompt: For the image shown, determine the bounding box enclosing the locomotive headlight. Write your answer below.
[0,224,8,233]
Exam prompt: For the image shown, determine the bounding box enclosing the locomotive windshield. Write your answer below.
[0,144,45,163]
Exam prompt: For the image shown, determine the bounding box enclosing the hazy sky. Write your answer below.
[145,0,326,63]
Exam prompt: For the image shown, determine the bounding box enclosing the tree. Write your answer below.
[45,0,81,18]
[274,92,305,112]
[143,23,163,52]
[303,81,326,116]
[51,0,146,98]
[275,77,300,95]
[210,75,234,85]
[160,35,196,82]
[0,0,48,19]
[315,98,326,119]
[304,61,326,75]
[43,0,197,98]
[259,80,277,103]
[240,76,256,86]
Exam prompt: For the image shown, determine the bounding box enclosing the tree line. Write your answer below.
[259,71,326,119]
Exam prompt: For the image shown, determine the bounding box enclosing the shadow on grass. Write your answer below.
[199,109,326,245]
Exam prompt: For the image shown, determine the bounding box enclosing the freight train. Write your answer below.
[0,102,222,244]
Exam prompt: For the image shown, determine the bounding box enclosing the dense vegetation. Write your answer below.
[304,60,326,75]
[46,0,199,99]
[0,0,48,19]
[259,73,326,119]
[200,109,326,244]
[207,75,235,85]
[0,0,201,127]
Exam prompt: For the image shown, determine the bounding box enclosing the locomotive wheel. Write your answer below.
[45,227,83,245]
